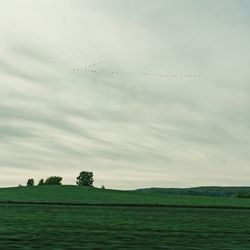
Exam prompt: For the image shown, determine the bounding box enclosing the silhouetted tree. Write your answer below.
[38,178,45,185]
[76,171,94,186]
[44,176,62,185]
[27,178,34,186]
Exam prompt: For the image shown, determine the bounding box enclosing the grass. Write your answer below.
[136,186,250,197]
[1,185,250,208]
[1,204,250,249]
[2,185,250,249]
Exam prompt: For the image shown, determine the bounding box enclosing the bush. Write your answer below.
[231,192,250,198]
[27,179,34,186]
[38,179,45,185]
[44,176,62,185]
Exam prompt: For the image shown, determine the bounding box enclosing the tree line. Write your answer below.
[26,171,95,187]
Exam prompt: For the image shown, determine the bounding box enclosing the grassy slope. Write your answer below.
[1,185,250,207]
[136,186,250,197]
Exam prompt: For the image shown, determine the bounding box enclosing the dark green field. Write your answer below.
[1,186,250,249]
[137,186,250,197]
[1,185,250,207]
[1,204,250,249]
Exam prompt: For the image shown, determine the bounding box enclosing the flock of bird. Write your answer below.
[73,61,200,78]
[85,60,104,69]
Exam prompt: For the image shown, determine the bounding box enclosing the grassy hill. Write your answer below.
[136,186,250,197]
[2,185,250,249]
[1,185,250,208]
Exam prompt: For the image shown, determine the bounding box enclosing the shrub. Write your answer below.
[38,179,45,185]
[27,179,34,186]
[44,176,62,185]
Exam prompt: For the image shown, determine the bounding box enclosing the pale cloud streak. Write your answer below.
[0,0,250,189]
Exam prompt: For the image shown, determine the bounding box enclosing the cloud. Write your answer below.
[0,0,250,189]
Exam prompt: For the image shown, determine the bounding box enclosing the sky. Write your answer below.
[0,0,250,189]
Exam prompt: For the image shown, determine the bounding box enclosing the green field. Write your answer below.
[137,186,250,197]
[1,185,250,208]
[1,186,250,249]
[1,204,250,249]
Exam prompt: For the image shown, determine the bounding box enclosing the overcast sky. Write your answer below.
[0,0,249,189]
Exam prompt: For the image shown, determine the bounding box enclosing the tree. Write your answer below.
[44,176,62,185]
[38,178,45,185]
[27,178,34,186]
[76,171,94,186]
[101,185,105,189]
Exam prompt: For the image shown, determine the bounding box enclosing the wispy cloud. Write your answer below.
[0,0,250,188]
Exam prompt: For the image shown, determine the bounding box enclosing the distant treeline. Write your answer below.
[136,187,250,198]
[25,171,96,187]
